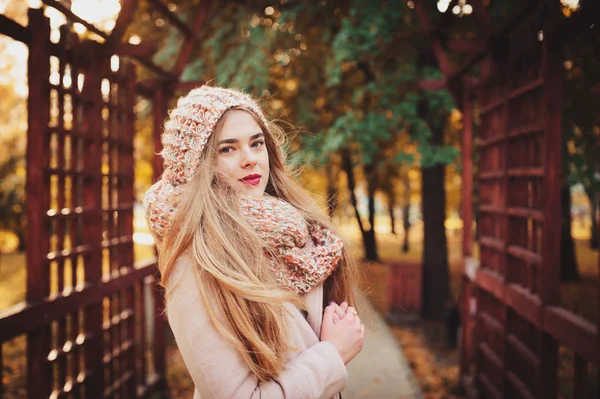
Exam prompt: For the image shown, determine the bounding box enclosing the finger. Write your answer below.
[340,302,349,311]
[333,303,345,320]
[333,312,341,324]
[322,302,336,322]
[341,311,356,322]
[346,307,358,319]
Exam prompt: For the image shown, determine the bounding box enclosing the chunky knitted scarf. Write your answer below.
[239,195,343,294]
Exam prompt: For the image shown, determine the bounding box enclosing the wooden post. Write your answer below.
[539,23,563,309]
[460,78,473,379]
[537,29,563,399]
[80,42,105,399]
[26,8,53,398]
[461,81,474,258]
[152,86,169,391]
[124,62,137,398]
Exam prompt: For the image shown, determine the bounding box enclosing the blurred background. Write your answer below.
[0,0,598,398]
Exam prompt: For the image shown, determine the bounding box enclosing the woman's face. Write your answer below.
[215,110,270,198]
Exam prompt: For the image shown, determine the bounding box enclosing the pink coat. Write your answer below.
[166,254,348,399]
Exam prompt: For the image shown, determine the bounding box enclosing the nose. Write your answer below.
[240,147,258,168]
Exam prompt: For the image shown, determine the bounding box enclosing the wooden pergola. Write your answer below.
[413,0,599,397]
[0,0,210,397]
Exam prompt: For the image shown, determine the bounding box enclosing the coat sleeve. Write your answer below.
[165,256,348,399]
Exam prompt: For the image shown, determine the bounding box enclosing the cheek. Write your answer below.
[216,157,238,180]
[260,151,271,172]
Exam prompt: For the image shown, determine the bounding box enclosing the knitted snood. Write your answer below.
[239,195,343,294]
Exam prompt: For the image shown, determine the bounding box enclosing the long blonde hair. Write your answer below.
[157,107,358,382]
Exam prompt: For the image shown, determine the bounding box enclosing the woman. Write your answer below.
[144,86,364,398]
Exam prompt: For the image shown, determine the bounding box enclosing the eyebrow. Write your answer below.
[218,132,264,145]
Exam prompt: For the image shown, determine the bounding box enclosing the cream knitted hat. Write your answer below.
[142,86,268,241]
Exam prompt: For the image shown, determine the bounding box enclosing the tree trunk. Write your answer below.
[341,149,364,233]
[585,188,598,250]
[325,164,338,218]
[363,163,379,262]
[353,61,379,261]
[387,189,396,235]
[17,229,26,252]
[16,213,26,252]
[363,228,378,261]
[402,204,410,253]
[592,200,599,250]
[560,185,580,280]
[421,160,450,319]
[415,64,451,319]
[341,148,379,261]
[402,175,411,253]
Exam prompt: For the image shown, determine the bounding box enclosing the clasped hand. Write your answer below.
[320,301,365,365]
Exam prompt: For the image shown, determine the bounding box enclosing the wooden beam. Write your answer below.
[431,40,451,76]
[413,0,435,34]
[136,79,159,97]
[172,0,211,78]
[470,0,492,35]
[419,79,446,90]
[544,307,598,372]
[147,0,195,38]
[546,0,600,41]
[106,0,139,47]
[416,0,458,36]
[540,29,563,306]
[115,42,157,58]
[133,56,174,81]
[414,0,452,77]
[42,0,108,39]
[463,76,479,88]
[447,39,486,54]
[448,51,487,83]
[0,14,30,44]
[461,80,473,258]
[26,8,53,398]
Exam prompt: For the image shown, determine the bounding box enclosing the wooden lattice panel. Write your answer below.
[468,3,558,398]
[474,290,505,397]
[462,2,599,398]
[504,10,546,298]
[99,53,140,398]
[478,73,507,279]
[0,8,166,398]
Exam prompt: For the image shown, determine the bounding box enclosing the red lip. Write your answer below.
[239,174,261,186]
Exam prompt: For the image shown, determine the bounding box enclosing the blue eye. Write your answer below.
[252,140,265,148]
[220,146,233,154]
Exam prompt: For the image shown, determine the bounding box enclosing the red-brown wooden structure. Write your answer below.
[415,0,599,397]
[0,1,209,397]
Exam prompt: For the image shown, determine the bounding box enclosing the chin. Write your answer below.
[236,183,266,198]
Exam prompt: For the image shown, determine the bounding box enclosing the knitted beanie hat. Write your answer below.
[143,86,268,241]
